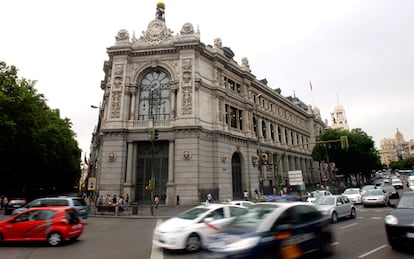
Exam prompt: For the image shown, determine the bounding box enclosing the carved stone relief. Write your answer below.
[140,19,173,45]
[180,23,194,35]
[181,58,193,115]
[110,64,124,119]
[110,92,122,118]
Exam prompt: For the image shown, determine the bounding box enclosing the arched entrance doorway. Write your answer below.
[231,153,243,199]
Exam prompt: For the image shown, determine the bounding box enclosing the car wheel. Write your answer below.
[48,232,62,246]
[350,208,356,218]
[331,212,338,223]
[186,233,201,252]
[0,233,3,245]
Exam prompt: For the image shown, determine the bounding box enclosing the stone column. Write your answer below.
[166,140,175,205]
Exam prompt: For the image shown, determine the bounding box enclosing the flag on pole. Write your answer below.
[84,153,89,166]
[309,80,313,91]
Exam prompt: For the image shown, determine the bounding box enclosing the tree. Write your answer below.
[312,128,381,187]
[390,156,414,170]
[0,61,81,197]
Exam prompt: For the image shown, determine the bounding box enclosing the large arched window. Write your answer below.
[138,71,170,120]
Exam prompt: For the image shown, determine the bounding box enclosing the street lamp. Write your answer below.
[255,94,264,195]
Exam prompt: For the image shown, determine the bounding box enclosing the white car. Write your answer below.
[342,188,362,204]
[391,178,403,189]
[307,190,332,203]
[152,203,247,251]
[222,200,255,208]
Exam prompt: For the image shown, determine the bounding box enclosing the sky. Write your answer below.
[2,0,413,156]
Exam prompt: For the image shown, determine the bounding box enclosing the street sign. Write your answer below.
[288,170,304,185]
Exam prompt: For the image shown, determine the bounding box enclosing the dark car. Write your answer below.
[0,206,84,246]
[205,202,334,258]
[378,185,399,199]
[385,191,414,249]
[4,198,27,215]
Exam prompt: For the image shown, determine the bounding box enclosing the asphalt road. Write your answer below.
[1,189,414,259]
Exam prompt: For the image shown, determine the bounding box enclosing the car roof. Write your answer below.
[196,203,241,209]
[20,206,75,213]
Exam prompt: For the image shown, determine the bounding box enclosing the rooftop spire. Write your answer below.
[156,1,165,22]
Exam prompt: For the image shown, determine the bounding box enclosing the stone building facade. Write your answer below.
[88,4,326,205]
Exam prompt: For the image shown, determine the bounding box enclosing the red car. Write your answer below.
[0,206,84,246]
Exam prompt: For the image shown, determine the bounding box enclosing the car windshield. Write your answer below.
[309,192,324,198]
[362,185,375,191]
[343,189,359,195]
[177,207,210,220]
[397,196,414,209]
[314,197,335,205]
[364,189,383,196]
[223,204,278,233]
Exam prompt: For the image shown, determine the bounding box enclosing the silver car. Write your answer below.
[362,189,389,207]
[314,195,356,223]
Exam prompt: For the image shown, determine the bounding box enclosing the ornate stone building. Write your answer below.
[380,129,412,167]
[88,3,326,205]
[330,105,349,131]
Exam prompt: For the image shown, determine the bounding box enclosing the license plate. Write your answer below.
[406,232,414,238]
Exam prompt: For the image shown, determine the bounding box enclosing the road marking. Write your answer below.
[151,219,164,259]
[358,244,387,258]
[371,217,383,220]
[340,223,358,229]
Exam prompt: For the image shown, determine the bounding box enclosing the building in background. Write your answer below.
[87,2,326,205]
[380,129,412,167]
[330,105,349,131]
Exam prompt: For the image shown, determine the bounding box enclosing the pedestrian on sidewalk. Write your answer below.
[206,193,213,203]
[154,195,160,209]
[176,195,180,211]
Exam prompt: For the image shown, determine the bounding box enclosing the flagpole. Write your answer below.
[309,80,314,108]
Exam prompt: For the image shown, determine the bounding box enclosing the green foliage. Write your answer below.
[0,61,81,197]
[312,128,381,179]
[389,156,414,170]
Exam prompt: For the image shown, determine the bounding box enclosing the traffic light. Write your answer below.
[340,136,349,149]
[154,129,159,140]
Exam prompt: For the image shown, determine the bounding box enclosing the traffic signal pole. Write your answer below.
[273,136,348,193]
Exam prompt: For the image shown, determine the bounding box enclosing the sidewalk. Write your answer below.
[88,203,195,219]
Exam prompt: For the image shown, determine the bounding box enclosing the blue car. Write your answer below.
[205,202,334,258]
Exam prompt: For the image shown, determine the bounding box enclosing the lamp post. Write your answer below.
[255,94,264,195]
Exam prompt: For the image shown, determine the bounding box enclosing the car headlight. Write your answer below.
[385,215,398,225]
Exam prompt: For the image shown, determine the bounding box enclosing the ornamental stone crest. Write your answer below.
[180,23,194,35]
[141,19,173,45]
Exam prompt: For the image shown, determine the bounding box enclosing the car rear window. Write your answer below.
[65,209,80,224]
